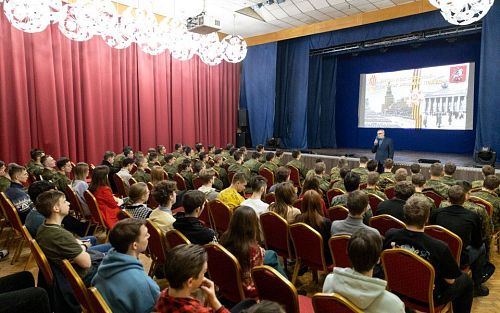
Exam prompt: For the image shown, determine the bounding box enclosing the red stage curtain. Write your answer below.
[0,13,239,165]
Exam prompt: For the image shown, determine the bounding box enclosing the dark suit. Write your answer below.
[372,137,394,173]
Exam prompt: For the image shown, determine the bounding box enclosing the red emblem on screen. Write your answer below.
[449,65,467,83]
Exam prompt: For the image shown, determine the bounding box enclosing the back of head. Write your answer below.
[337,157,348,168]
[251,151,260,160]
[384,158,394,169]
[483,175,500,190]
[56,157,70,170]
[344,172,361,192]
[182,190,206,214]
[291,150,300,159]
[410,163,421,174]
[367,160,378,172]
[89,165,110,192]
[36,190,65,218]
[195,143,204,152]
[152,180,177,206]
[165,244,207,289]
[348,228,382,273]
[74,162,89,180]
[301,190,323,218]
[123,146,133,156]
[256,144,264,152]
[8,163,26,180]
[274,182,297,206]
[193,160,205,173]
[174,143,182,151]
[394,168,408,182]
[199,169,215,185]
[127,182,149,204]
[302,176,321,194]
[359,156,368,164]
[233,151,243,162]
[275,166,290,183]
[394,181,415,200]
[109,218,144,253]
[411,173,426,187]
[430,163,443,177]
[314,162,326,175]
[249,175,267,193]
[121,158,135,168]
[339,167,350,179]
[346,190,368,216]
[448,185,466,205]
[482,165,495,177]
[164,154,175,163]
[226,143,234,151]
[265,152,274,162]
[30,148,44,161]
[444,162,456,175]
[151,166,165,183]
[403,195,432,228]
[275,149,284,158]
[148,152,158,162]
[28,180,56,203]
[242,301,285,313]
[367,172,379,186]
[232,172,248,185]
[223,206,259,244]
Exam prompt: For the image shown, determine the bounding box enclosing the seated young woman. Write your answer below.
[72,162,90,217]
[148,180,177,233]
[299,176,328,217]
[88,166,122,228]
[268,182,300,223]
[123,182,153,220]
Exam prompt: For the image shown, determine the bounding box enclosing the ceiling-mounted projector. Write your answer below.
[186,13,221,34]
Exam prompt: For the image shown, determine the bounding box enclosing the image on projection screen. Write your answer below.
[358,63,475,130]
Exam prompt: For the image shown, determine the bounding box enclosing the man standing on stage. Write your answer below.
[372,129,394,173]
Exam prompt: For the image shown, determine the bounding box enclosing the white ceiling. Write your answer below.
[114,0,418,38]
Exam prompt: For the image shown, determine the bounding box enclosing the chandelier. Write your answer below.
[429,0,495,25]
[0,0,248,65]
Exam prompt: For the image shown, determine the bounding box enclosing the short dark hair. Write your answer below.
[411,173,426,187]
[384,159,394,169]
[233,151,243,162]
[394,168,408,182]
[292,150,301,159]
[164,154,175,163]
[256,144,264,152]
[175,143,182,150]
[28,180,56,202]
[103,151,115,161]
[198,169,216,185]
[193,161,205,173]
[444,162,456,175]
[275,167,290,183]
[122,158,135,168]
[483,175,500,190]
[232,172,248,184]
[367,160,378,172]
[109,218,145,254]
[8,163,26,179]
[314,162,326,175]
[339,167,350,179]
[226,143,234,150]
[430,163,443,176]
[56,157,70,170]
[410,163,421,174]
[448,185,466,205]
[367,172,379,186]
[183,146,192,156]
[359,156,368,164]
[250,175,267,193]
[265,152,274,162]
[251,152,260,160]
[404,195,432,228]
[152,180,177,206]
[348,228,382,273]
[195,143,204,152]
[344,172,361,192]
[482,165,495,177]
[275,149,284,158]
[148,152,158,162]
[40,155,51,166]
[165,244,207,289]
[394,181,415,200]
[36,190,65,218]
[30,149,44,161]
[182,190,206,214]
[346,190,368,215]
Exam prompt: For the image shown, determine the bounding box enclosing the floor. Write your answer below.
[1,228,499,313]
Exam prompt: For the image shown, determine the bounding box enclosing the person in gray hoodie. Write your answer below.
[92,218,160,313]
[322,228,405,313]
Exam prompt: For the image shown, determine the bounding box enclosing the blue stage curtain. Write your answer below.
[475,2,500,159]
[239,42,277,147]
[307,55,337,148]
[274,37,310,149]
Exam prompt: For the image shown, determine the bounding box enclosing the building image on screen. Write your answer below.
[358,63,475,130]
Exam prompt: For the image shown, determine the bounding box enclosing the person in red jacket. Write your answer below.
[88,166,122,228]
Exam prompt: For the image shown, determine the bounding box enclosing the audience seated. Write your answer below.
[26,148,45,177]
[92,218,160,313]
[330,166,349,191]
[217,172,247,211]
[5,163,34,223]
[331,190,379,236]
[53,157,72,192]
[364,172,388,200]
[179,159,195,190]
[259,152,278,175]
[174,190,216,245]
[213,155,230,188]
[471,175,500,228]
[241,175,269,216]
[301,176,328,215]
[383,195,473,313]
[410,173,437,210]
[441,162,458,186]
[123,182,152,220]
[171,143,184,159]
[376,181,415,221]
[351,156,369,183]
[162,154,177,180]
[287,150,307,180]
[268,182,300,223]
[366,159,378,173]
[393,168,409,183]
[323,229,405,313]
[72,162,90,217]
[0,271,50,313]
[331,172,363,208]
[148,180,177,233]
[313,162,330,194]
[198,169,220,201]
[471,165,495,189]
[0,160,10,193]
[40,155,57,181]
[88,165,121,229]
[268,166,290,193]
[150,166,165,186]
[243,152,261,176]
[424,163,450,198]
[148,152,160,169]
[377,158,394,190]
[273,149,284,166]
[330,157,348,182]
[132,156,151,183]
[100,150,120,192]
[228,151,251,177]
[117,158,135,192]
[113,147,134,168]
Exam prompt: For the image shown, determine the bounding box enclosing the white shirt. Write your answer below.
[241,198,269,216]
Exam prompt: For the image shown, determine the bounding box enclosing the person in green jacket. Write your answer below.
[287,150,307,181]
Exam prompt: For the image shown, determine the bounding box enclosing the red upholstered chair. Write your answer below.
[328,235,352,268]
[145,167,151,174]
[198,202,212,228]
[289,223,332,284]
[173,173,187,191]
[424,225,462,265]
[29,239,54,288]
[60,259,92,312]
[422,190,445,207]
[381,248,452,313]
[369,214,406,237]
[367,193,385,214]
[252,265,313,313]
[228,171,236,185]
[328,205,349,222]
[327,188,345,206]
[207,200,232,234]
[312,293,362,313]
[113,173,128,197]
[384,186,396,199]
[468,196,494,216]
[87,287,112,313]
[145,220,168,277]
[165,229,191,250]
[130,164,137,175]
[260,212,294,269]
[128,177,138,186]
[264,192,276,205]
[259,168,275,190]
[205,243,245,303]
[0,192,30,264]
[117,209,132,220]
[146,182,159,209]
[293,198,303,211]
[83,190,109,240]
[287,165,302,190]
[65,186,91,229]
[359,183,367,190]
[192,176,203,190]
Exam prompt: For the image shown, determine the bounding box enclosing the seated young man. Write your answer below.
[197,169,219,201]
[117,158,135,190]
[268,166,290,193]
[53,157,72,192]
[40,155,57,181]
[36,190,110,286]
[323,229,405,313]
[217,172,248,211]
[173,190,216,245]
[26,148,45,178]
[376,181,415,221]
[363,172,387,200]
[423,163,450,199]
[377,158,395,190]
[331,190,379,236]
[384,195,473,313]
[132,156,151,183]
[155,244,231,313]
[5,164,34,223]
[244,152,263,176]
[287,150,307,181]
[440,162,458,186]
[241,175,269,216]
[92,218,160,313]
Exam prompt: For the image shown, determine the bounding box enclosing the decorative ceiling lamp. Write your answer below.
[139,17,170,55]
[169,20,201,61]
[58,1,95,41]
[439,0,495,25]
[3,0,53,33]
[221,15,247,63]
[91,0,117,36]
[198,32,224,65]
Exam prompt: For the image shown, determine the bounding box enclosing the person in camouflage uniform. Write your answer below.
[147,152,160,168]
[40,155,57,181]
[287,150,307,181]
[220,144,234,159]
[179,159,195,190]
[471,175,500,228]
[212,155,229,188]
[440,162,457,186]
[330,172,373,224]
[243,152,262,176]
[330,157,348,182]
[133,156,151,183]
[411,173,436,211]
[228,151,251,177]
[156,145,167,165]
[423,163,449,199]
[256,144,266,163]
[193,143,205,160]
[471,165,495,189]
[26,148,45,178]
[313,162,330,194]
[0,161,11,193]
[171,143,183,159]
[364,172,387,200]
[378,158,395,190]
[113,146,134,168]
[53,157,72,192]
[162,154,177,180]
[351,156,369,184]
[272,149,284,166]
[330,167,350,191]
[259,152,278,175]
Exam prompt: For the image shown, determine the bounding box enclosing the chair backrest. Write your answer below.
[129,177,138,186]
[312,293,363,313]
[328,235,352,268]
[65,185,86,220]
[29,239,54,287]
[381,248,436,312]
[87,287,112,313]
[359,183,368,190]
[130,164,137,175]
[192,176,203,190]
[173,173,186,191]
[424,225,462,265]
[0,192,23,233]
[207,200,232,234]
[369,214,406,236]
[287,165,302,189]
[146,182,159,209]
[422,190,444,207]
[367,193,385,214]
[117,209,132,220]
[468,196,494,216]
[165,229,191,250]
[228,171,236,185]
[264,192,276,205]
[327,205,349,222]
[60,259,92,312]
[83,190,107,227]
[289,223,327,271]
[205,243,245,303]
[259,168,275,189]
[252,265,300,313]
[145,220,167,264]
[21,225,33,242]
[260,211,293,259]
[113,173,128,197]
[384,186,396,199]
[162,170,169,180]
[293,198,303,211]
[327,188,345,206]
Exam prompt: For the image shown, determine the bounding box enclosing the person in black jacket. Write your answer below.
[100,150,120,193]
[173,190,216,245]
[375,181,415,221]
[371,129,394,173]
